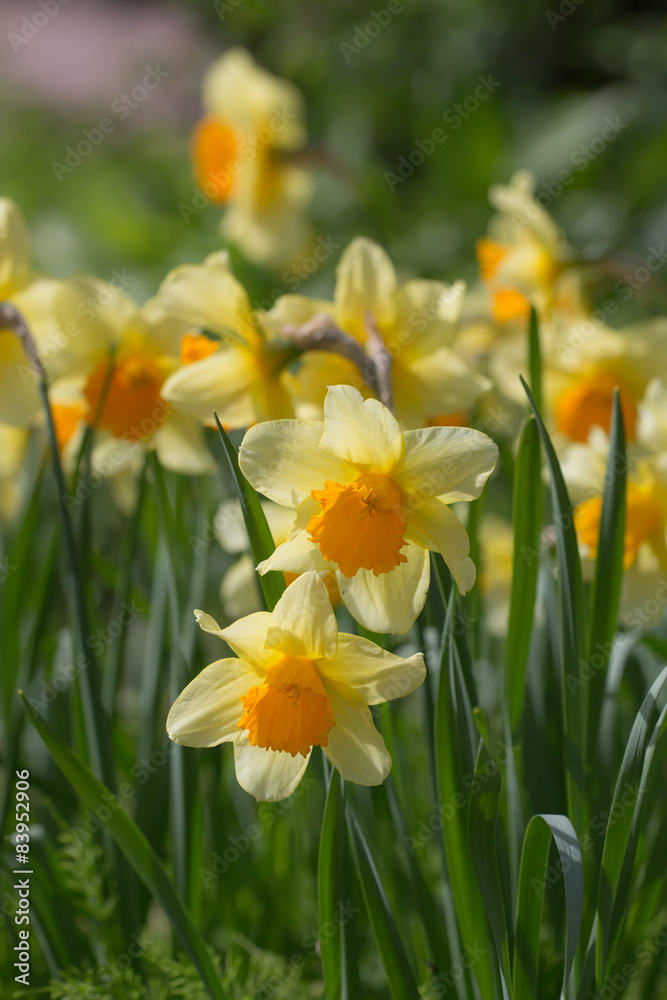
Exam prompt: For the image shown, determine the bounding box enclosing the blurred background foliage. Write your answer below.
[1,0,666,307]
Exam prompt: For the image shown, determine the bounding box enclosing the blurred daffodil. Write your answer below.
[476,170,574,324]
[167,571,425,801]
[265,237,490,428]
[192,48,313,269]
[50,276,216,479]
[238,384,498,633]
[491,315,667,445]
[159,251,296,428]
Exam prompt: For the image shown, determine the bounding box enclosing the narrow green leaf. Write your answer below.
[19,694,230,1000]
[596,664,667,982]
[435,587,497,998]
[522,377,588,835]
[318,770,349,1000]
[505,417,543,728]
[214,414,285,612]
[346,802,420,1000]
[467,738,511,988]
[528,307,542,416]
[513,814,583,1000]
[587,390,626,750]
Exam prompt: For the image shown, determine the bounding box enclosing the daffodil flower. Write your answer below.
[49,274,216,480]
[238,384,498,633]
[158,251,296,429]
[265,236,491,429]
[167,572,425,801]
[476,169,573,323]
[191,48,313,269]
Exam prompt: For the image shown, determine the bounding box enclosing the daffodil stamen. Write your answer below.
[307,472,408,578]
[238,655,335,758]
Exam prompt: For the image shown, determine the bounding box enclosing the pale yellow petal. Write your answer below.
[167,657,258,747]
[337,541,430,634]
[406,498,476,594]
[0,198,30,290]
[266,571,338,659]
[152,412,217,475]
[202,48,306,150]
[239,419,355,507]
[393,279,465,359]
[233,739,310,801]
[161,348,257,428]
[319,384,404,472]
[55,276,138,354]
[322,687,391,785]
[158,261,251,342]
[334,237,397,333]
[0,331,40,426]
[257,497,331,574]
[319,636,425,705]
[218,612,277,669]
[220,555,262,619]
[396,426,498,502]
[279,350,361,422]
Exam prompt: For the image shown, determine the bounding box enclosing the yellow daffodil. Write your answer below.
[159,251,295,429]
[50,275,216,478]
[475,169,573,324]
[561,399,667,628]
[0,198,62,426]
[265,236,491,429]
[491,315,667,445]
[238,384,498,633]
[167,571,426,801]
[191,48,313,269]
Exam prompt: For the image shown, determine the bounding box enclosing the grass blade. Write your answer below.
[19,694,230,1000]
[513,814,583,1000]
[522,377,588,836]
[528,306,542,415]
[505,416,543,729]
[318,770,349,1000]
[213,414,285,612]
[587,390,626,753]
[346,802,420,1000]
[595,664,667,983]
[435,585,497,998]
[467,735,511,989]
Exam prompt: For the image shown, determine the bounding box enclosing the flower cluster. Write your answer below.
[3,47,665,802]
